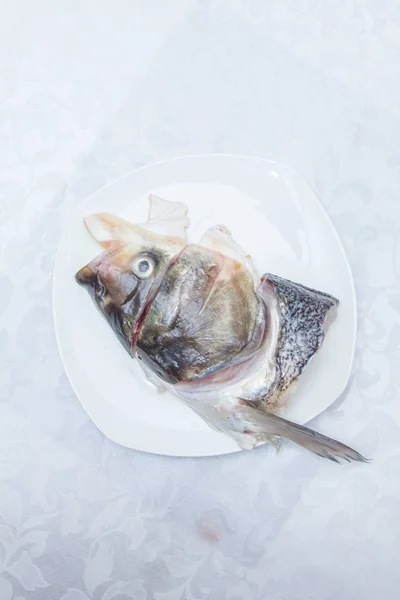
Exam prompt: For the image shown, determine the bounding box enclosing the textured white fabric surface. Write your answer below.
[1,1,400,599]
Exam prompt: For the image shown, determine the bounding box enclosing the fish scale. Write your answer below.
[259,273,339,399]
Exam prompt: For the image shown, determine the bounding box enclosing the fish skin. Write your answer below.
[246,273,339,407]
[137,244,267,384]
[75,196,367,463]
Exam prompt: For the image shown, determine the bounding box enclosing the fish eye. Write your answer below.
[132,256,155,279]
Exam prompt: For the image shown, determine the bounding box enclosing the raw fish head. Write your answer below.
[75,196,188,352]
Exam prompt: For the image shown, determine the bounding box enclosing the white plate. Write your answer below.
[53,155,356,457]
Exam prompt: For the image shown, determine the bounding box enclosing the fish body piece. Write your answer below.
[75,196,366,463]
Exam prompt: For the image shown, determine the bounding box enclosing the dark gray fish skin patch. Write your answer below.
[264,273,339,398]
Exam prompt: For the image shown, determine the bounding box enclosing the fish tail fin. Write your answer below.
[239,404,368,463]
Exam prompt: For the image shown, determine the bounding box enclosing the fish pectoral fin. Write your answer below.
[238,403,368,464]
[199,225,260,283]
[84,202,188,249]
[84,213,143,248]
[141,194,189,240]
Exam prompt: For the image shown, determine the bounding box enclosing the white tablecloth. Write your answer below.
[1,2,400,599]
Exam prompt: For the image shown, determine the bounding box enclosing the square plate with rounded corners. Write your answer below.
[53,155,356,457]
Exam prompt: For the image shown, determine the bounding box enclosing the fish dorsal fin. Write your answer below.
[139,194,189,241]
[199,225,260,282]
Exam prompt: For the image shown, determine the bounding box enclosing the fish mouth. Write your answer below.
[75,265,95,286]
[75,247,121,287]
